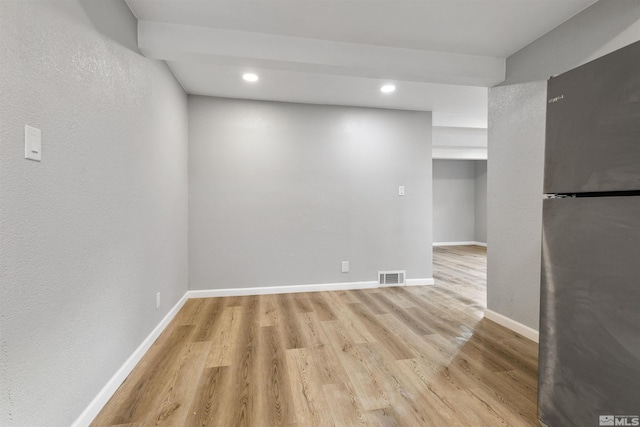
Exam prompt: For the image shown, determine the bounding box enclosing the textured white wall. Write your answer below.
[432,160,476,243]
[474,160,487,244]
[0,1,188,426]
[487,81,546,330]
[503,0,640,85]
[189,96,433,289]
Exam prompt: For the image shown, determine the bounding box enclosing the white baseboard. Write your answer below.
[405,278,435,286]
[433,241,487,247]
[188,278,437,298]
[71,292,189,427]
[187,280,373,298]
[484,309,539,343]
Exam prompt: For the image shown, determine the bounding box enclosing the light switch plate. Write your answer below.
[25,125,42,161]
[398,185,405,196]
[341,261,349,273]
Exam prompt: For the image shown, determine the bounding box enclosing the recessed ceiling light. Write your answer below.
[380,84,396,93]
[243,73,259,82]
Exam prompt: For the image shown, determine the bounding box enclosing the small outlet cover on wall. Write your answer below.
[341,261,349,273]
[156,292,160,310]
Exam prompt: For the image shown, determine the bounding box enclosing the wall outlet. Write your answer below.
[156,292,160,310]
[341,261,349,273]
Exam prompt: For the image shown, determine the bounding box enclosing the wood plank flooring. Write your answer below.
[91,245,539,426]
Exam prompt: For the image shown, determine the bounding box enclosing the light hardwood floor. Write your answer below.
[91,245,538,426]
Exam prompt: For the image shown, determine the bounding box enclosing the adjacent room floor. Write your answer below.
[91,245,539,426]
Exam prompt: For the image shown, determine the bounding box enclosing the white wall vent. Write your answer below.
[378,270,406,286]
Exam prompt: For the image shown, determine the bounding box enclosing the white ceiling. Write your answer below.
[126,0,597,127]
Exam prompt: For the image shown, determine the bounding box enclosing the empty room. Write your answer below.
[1,1,639,426]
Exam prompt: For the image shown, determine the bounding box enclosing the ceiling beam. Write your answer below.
[138,21,505,87]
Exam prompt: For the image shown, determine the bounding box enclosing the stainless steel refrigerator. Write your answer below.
[539,40,640,427]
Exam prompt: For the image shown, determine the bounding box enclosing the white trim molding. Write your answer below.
[188,281,380,298]
[71,293,189,427]
[433,241,487,247]
[484,309,539,343]
[188,279,437,298]
[405,278,435,286]
[188,280,377,298]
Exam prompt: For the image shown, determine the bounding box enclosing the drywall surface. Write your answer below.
[487,81,546,330]
[432,160,476,243]
[0,1,188,426]
[432,159,487,244]
[189,96,432,289]
[503,0,640,85]
[474,160,487,244]
[432,126,488,160]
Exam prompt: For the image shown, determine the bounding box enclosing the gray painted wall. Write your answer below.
[487,1,640,331]
[487,81,546,330]
[474,161,487,243]
[189,96,433,289]
[503,0,640,85]
[432,159,486,244]
[432,160,476,243]
[0,2,188,426]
